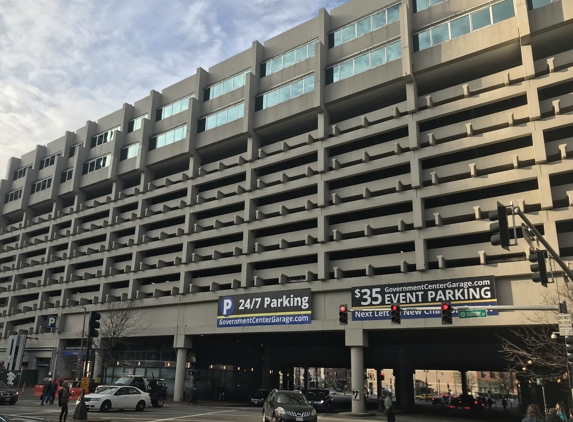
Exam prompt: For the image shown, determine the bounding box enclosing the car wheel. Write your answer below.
[100,400,111,412]
[155,398,164,407]
[136,400,146,412]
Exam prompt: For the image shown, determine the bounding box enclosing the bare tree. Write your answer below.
[92,300,149,383]
[453,372,477,393]
[495,371,517,397]
[499,271,570,383]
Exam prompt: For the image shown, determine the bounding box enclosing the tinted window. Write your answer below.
[277,393,309,405]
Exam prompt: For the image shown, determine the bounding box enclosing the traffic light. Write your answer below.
[339,305,348,325]
[441,302,453,325]
[566,337,573,370]
[488,202,510,250]
[391,304,401,325]
[381,372,385,381]
[530,250,548,287]
[89,311,101,338]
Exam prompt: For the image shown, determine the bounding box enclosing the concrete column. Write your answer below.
[262,347,272,388]
[174,348,187,402]
[304,367,310,392]
[461,371,468,395]
[394,353,415,410]
[350,346,365,414]
[377,368,382,399]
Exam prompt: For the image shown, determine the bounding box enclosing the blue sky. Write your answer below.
[0,0,344,178]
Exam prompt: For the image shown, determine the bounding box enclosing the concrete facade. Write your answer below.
[1,0,573,407]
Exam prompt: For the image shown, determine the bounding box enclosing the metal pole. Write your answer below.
[78,307,87,381]
[514,207,573,281]
[541,382,547,415]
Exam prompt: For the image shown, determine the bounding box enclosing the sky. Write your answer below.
[0,0,345,179]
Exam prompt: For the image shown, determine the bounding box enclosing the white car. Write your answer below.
[77,386,151,412]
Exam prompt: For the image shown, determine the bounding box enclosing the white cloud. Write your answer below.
[0,0,344,179]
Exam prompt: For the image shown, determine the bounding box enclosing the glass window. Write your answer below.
[233,74,244,89]
[227,106,237,122]
[283,51,295,68]
[265,61,272,76]
[291,80,304,98]
[340,61,354,80]
[271,56,283,73]
[89,161,95,172]
[332,66,340,83]
[531,0,553,9]
[387,4,400,23]
[163,104,172,119]
[357,17,372,37]
[355,54,370,74]
[417,29,431,50]
[471,8,491,31]
[216,110,227,126]
[432,0,446,5]
[174,127,184,141]
[492,0,515,23]
[387,41,402,61]
[237,103,244,118]
[431,22,450,45]
[371,48,386,67]
[279,85,291,103]
[206,115,217,130]
[295,45,308,63]
[450,15,471,39]
[416,0,430,12]
[266,90,279,108]
[157,134,166,148]
[308,42,316,57]
[181,97,189,111]
[332,30,342,47]
[372,10,387,29]
[342,25,356,43]
[223,78,233,94]
[172,101,181,115]
[304,75,314,93]
[165,130,175,145]
[213,83,223,98]
[129,144,139,158]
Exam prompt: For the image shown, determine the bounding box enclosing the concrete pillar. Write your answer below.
[351,346,365,414]
[262,347,272,388]
[394,353,415,410]
[304,367,310,392]
[461,371,468,395]
[174,348,187,402]
[377,368,382,399]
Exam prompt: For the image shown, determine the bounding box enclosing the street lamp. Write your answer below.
[423,370,430,401]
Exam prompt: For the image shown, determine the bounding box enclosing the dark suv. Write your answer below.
[305,389,334,412]
[251,389,270,406]
[263,389,317,422]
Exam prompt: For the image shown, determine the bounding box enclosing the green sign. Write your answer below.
[459,310,487,319]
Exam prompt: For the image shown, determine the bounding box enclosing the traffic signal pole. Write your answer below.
[513,207,573,282]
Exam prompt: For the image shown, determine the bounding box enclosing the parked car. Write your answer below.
[95,375,167,407]
[0,382,18,405]
[77,386,151,412]
[448,394,485,416]
[305,389,334,412]
[263,389,317,422]
[250,389,270,406]
[416,393,432,400]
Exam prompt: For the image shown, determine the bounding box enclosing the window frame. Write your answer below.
[61,168,74,183]
[197,103,245,133]
[31,177,52,195]
[127,114,149,133]
[13,166,30,181]
[149,125,188,151]
[328,3,401,48]
[260,40,318,77]
[255,75,315,112]
[204,71,250,101]
[4,189,22,204]
[82,154,111,175]
[91,126,120,149]
[39,153,60,170]
[156,95,194,121]
[69,142,83,158]
[120,143,140,161]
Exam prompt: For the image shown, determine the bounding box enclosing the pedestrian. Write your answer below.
[522,404,546,422]
[191,385,199,405]
[547,408,562,422]
[556,403,567,421]
[384,392,396,422]
[364,387,369,399]
[41,379,53,405]
[487,397,493,410]
[568,409,573,422]
[502,398,508,411]
[58,381,70,422]
[50,379,58,404]
[89,379,95,394]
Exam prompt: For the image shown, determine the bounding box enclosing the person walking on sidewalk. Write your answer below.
[384,392,396,422]
[58,381,70,422]
[41,379,53,405]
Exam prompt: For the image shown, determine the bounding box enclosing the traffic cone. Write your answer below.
[21,382,25,394]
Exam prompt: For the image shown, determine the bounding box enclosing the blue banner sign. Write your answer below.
[217,289,312,328]
[351,276,497,321]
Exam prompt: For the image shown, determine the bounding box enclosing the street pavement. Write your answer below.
[0,390,524,422]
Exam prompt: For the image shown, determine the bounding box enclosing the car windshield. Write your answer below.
[97,387,119,395]
[0,381,9,388]
[113,378,133,385]
[277,393,308,405]
[306,391,326,399]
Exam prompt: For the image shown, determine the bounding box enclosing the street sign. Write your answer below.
[352,390,361,401]
[80,377,90,392]
[46,315,57,329]
[558,314,573,336]
[459,310,487,319]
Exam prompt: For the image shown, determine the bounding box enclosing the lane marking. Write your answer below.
[142,409,238,422]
